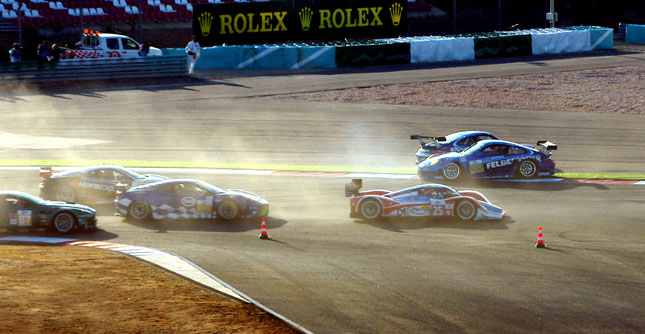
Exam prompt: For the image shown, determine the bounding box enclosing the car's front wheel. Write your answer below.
[443,163,462,181]
[217,200,239,221]
[52,212,76,234]
[359,199,382,220]
[129,200,151,221]
[455,200,476,221]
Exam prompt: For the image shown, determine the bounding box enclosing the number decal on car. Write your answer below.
[432,206,444,216]
[9,210,32,226]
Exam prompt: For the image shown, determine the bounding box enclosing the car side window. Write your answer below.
[508,146,526,155]
[482,145,507,156]
[122,38,139,50]
[477,135,495,141]
[106,38,119,50]
[157,184,176,193]
[458,137,475,146]
[113,170,132,182]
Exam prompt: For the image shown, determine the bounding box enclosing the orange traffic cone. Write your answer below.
[535,226,546,248]
[258,218,270,240]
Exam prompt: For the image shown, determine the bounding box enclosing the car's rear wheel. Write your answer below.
[56,186,75,203]
[129,200,151,221]
[517,160,538,179]
[443,163,462,181]
[52,212,76,234]
[217,200,239,221]
[359,199,382,220]
[455,200,476,221]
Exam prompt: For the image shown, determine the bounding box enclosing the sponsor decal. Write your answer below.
[198,12,213,36]
[486,158,513,170]
[181,197,196,207]
[78,181,114,192]
[389,2,403,26]
[469,159,484,174]
[299,7,313,31]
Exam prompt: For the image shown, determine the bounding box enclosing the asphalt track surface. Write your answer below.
[2,51,645,333]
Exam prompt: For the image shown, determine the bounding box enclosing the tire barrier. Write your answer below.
[625,24,645,45]
[474,33,532,59]
[390,36,475,64]
[335,42,410,68]
[529,28,590,55]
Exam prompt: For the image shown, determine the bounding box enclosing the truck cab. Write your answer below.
[66,30,162,59]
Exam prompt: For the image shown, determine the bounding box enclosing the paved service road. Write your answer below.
[1,52,644,333]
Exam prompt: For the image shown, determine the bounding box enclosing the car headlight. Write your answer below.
[428,158,441,166]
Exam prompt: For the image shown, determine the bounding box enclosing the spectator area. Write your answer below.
[1,0,429,26]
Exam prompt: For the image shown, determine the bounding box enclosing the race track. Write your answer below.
[1,52,644,333]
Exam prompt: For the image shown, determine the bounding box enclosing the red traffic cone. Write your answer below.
[258,218,270,240]
[535,226,546,248]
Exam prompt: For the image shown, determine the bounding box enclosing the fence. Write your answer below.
[0,55,187,84]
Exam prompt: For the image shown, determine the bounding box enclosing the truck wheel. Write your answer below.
[56,186,75,203]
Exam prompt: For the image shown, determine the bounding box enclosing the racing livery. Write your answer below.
[115,179,269,221]
[39,165,169,205]
[417,139,557,180]
[0,191,97,234]
[412,131,499,164]
[345,179,504,221]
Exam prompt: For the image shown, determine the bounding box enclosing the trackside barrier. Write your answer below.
[625,24,645,45]
[529,28,590,55]
[388,36,475,64]
[0,56,187,84]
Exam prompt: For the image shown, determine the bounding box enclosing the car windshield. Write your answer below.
[118,168,145,180]
[195,180,225,194]
[461,141,487,155]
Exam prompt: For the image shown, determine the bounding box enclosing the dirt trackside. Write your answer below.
[0,245,300,334]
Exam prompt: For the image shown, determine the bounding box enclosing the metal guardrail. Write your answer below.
[0,55,188,83]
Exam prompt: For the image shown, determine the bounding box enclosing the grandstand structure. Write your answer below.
[1,0,430,27]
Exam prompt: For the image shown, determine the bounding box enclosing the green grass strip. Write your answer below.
[553,172,645,181]
[0,160,643,180]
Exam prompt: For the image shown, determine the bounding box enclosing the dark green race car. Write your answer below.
[0,191,97,234]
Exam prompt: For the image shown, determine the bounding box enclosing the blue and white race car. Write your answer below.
[411,131,499,164]
[417,139,557,180]
[115,179,269,221]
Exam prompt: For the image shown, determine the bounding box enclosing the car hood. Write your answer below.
[44,201,95,213]
[225,189,268,204]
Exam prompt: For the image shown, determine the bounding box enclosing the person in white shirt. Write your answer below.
[185,35,200,74]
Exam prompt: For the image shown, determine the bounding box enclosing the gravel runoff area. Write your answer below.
[0,244,301,334]
[275,65,645,115]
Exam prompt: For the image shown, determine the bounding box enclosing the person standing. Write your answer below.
[37,40,50,65]
[8,43,21,63]
[185,35,200,74]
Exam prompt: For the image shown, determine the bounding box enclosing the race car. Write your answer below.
[417,139,557,180]
[411,131,499,164]
[39,165,169,205]
[115,179,269,221]
[0,191,97,234]
[345,179,504,221]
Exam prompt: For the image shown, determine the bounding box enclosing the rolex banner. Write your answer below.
[193,0,408,46]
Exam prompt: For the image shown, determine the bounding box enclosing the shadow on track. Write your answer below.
[119,216,287,234]
[443,178,609,191]
[353,215,513,233]
[0,227,118,241]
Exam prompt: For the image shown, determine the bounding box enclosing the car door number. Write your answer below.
[432,206,444,216]
[9,210,32,226]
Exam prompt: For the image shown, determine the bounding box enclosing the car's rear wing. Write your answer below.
[537,141,557,156]
[40,167,52,180]
[410,135,446,147]
[345,179,362,197]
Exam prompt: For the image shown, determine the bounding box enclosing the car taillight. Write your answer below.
[543,157,553,162]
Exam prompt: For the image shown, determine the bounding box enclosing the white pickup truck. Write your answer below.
[64,30,162,60]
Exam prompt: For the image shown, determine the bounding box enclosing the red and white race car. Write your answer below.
[345,179,505,221]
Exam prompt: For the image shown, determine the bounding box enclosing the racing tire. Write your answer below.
[52,212,76,234]
[56,186,75,203]
[517,160,538,179]
[443,163,463,181]
[359,199,382,220]
[455,200,476,221]
[129,200,151,221]
[217,200,239,221]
